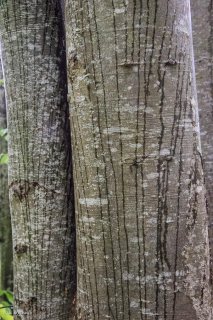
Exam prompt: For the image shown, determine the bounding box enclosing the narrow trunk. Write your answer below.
[66,0,211,319]
[0,58,12,291]
[191,0,213,290]
[0,1,76,319]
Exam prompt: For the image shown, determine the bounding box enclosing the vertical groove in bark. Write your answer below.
[0,58,13,290]
[66,0,211,319]
[191,0,213,293]
[0,1,76,319]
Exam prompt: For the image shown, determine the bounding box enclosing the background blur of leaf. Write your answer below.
[0,154,8,165]
[0,129,7,141]
[0,128,8,165]
[0,290,13,319]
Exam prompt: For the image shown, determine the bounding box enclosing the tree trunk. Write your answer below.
[0,58,13,291]
[191,0,213,292]
[65,0,211,319]
[0,1,76,319]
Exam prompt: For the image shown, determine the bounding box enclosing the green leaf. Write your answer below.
[0,302,10,308]
[4,293,13,306]
[0,291,5,297]
[0,79,4,87]
[0,129,8,141]
[0,129,7,137]
[0,154,9,165]
[0,304,13,320]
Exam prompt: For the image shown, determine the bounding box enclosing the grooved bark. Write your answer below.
[0,1,76,319]
[0,59,12,291]
[191,0,213,293]
[66,0,211,319]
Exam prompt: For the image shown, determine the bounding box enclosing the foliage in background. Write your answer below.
[0,290,13,320]
[0,128,8,165]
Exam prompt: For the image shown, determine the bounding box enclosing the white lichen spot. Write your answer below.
[93,174,106,183]
[103,277,114,284]
[160,148,170,156]
[79,198,108,206]
[196,186,203,193]
[191,98,197,107]
[133,66,139,73]
[91,160,106,168]
[75,95,86,103]
[114,7,126,14]
[146,172,159,180]
[91,234,102,240]
[145,106,154,114]
[130,301,139,308]
[142,308,157,315]
[81,216,95,223]
[166,217,174,223]
[130,237,141,243]
[175,270,185,276]
[96,89,104,95]
[103,127,130,134]
[122,134,134,139]
[129,143,143,148]
[123,271,135,281]
[154,80,160,88]
[175,18,190,36]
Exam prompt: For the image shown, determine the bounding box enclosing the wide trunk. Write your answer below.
[0,58,12,291]
[0,1,76,319]
[65,0,211,319]
[191,0,213,292]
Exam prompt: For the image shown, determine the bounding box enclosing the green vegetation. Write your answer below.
[0,128,7,141]
[0,154,8,165]
[0,128,8,164]
[0,290,13,320]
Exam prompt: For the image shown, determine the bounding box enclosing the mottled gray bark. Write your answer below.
[65,0,211,319]
[0,1,76,319]
[0,58,13,291]
[191,0,213,293]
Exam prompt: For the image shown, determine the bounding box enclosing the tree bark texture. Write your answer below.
[0,58,13,291]
[66,0,211,319]
[191,0,213,292]
[0,1,76,319]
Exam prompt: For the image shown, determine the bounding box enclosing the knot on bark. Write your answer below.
[68,50,85,81]
[9,180,39,201]
[69,50,78,69]
[15,297,37,316]
[9,179,60,202]
[14,243,28,255]
[165,58,177,66]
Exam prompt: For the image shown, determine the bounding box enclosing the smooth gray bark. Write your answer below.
[191,0,213,294]
[0,58,13,291]
[0,1,76,319]
[66,0,211,319]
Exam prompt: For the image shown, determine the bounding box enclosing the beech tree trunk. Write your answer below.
[65,0,212,319]
[191,0,213,291]
[0,1,76,319]
[0,59,12,291]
